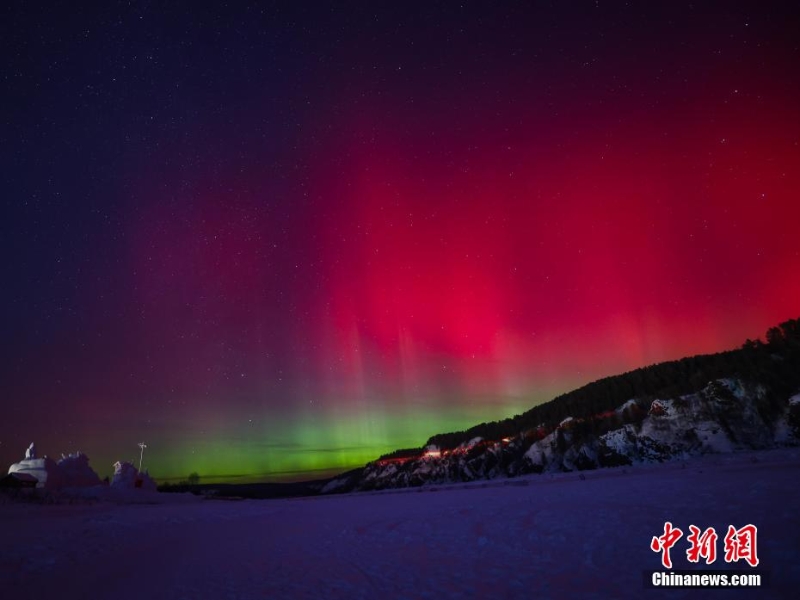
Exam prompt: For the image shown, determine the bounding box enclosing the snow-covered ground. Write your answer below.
[2,448,799,599]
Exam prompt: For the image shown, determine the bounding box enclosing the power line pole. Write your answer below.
[138,442,147,472]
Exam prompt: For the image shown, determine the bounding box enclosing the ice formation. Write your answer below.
[111,460,157,491]
[7,444,102,489]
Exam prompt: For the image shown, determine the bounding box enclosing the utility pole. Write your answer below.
[138,442,147,472]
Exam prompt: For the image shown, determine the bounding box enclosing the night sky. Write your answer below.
[2,2,799,483]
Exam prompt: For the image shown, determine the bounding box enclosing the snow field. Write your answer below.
[1,447,798,599]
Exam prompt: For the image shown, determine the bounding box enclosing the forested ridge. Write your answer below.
[423,318,800,451]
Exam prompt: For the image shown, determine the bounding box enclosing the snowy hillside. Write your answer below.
[324,378,799,493]
[1,448,798,599]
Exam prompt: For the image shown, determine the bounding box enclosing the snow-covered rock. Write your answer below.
[57,452,103,487]
[422,445,441,459]
[457,437,483,452]
[6,444,102,490]
[324,379,800,493]
[8,456,63,490]
[111,461,157,491]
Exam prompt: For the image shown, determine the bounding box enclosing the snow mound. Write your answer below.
[8,457,63,490]
[111,461,157,491]
[7,445,102,490]
[57,452,102,487]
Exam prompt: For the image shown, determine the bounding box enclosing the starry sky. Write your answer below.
[2,2,799,483]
